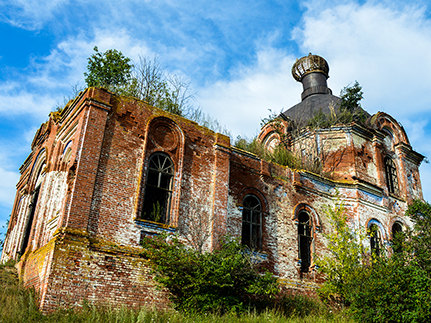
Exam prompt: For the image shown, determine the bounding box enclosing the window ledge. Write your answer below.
[135,218,176,234]
[388,193,405,202]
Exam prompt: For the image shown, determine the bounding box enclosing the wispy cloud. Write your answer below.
[0,83,56,117]
[293,2,431,116]
[196,47,299,138]
[0,167,19,207]
[292,1,431,201]
[0,0,70,30]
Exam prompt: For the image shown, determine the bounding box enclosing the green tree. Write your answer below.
[84,46,133,90]
[339,81,363,112]
[307,81,366,129]
[315,194,367,306]
[405,199,431,273]
[141,233,278,314]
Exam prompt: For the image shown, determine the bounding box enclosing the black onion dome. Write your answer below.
[292,53,329,82]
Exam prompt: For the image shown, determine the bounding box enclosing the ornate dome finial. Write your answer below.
[291,53,329,82]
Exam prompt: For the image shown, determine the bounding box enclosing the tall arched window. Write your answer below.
[141,153,174,224]
[298,211,313,272]
[20,160,45,255]
[384,156,399,195]
[241,195,262,250]
[369,223,382,256]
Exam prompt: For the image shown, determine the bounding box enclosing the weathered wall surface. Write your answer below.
[39,229,169,312]
[1,87,424,312]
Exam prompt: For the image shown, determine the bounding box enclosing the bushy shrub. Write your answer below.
[141,234,279,314]
[318,198,431,322]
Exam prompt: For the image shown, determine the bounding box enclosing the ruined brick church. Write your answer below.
[1,54,424,311]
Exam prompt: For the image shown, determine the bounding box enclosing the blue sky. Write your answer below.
[1,0,431,236]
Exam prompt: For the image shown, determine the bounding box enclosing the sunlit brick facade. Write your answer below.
[1,55,424,311]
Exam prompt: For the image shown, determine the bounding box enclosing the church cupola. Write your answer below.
[292,53,332,101]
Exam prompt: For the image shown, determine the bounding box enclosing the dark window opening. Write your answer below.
[391,222,403,253]
[298,211,313,272]
[241,195,262,250]
[141,153,174,224]
[19,186,40,255]
[369,223,382,256]
[384,157,399,195]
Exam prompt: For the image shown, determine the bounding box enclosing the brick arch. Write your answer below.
[372,112,409,146]
[257,118,291,151]
[30,148,48,191]
[238,187,268,214]
[366,218,388,241]
[135,116,185,226]
[291,203,321,231]
[389,217,409,234]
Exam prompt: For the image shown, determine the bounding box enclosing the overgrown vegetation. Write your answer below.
[141,233,279,314]
[84,46,133,91]
[317,198,431,322]
[234,136,303,169]
[315,194,367,306]
[82,47,231,136]
[233,82,367,175]
[308,81,367,129]
[0,259,352,322]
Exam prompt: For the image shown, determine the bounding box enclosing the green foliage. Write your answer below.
[84,46,133,90]
[318,198,431,322]
[150,201,163,223]
[121,56,194,117]
[188,108,231,136]
[260,109,281,128]
[339,81,363,112]
[233,136,317,172]
[406,199,431,273]
[81,50,235,131]
[0,262,352,322]
[141,233,279,314]
[307,82,366,129]
[348,254,431,323]
[315,194,367,306]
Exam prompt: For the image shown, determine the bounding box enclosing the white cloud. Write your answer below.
[0,0,70,30]
[0,84,55,117]
[293,1,431,201]
[293,2,431,116]
[0,167,19,207]
[196,47,300,138]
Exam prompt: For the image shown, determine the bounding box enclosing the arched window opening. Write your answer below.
[391,222,403,253]
[19,186,40,255]
[384,157,399,195]
[241,195,262,250]
[20,162,45,256]
[141,153,174,224]
[369,223,382,256]
[63,141,73,163]
[298,211,313,272]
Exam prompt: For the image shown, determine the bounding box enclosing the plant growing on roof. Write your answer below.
[84,46,133,90]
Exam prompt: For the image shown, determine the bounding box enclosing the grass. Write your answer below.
[0,262,355,323]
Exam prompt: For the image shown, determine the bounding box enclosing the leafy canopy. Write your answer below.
[84,46,133,90]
